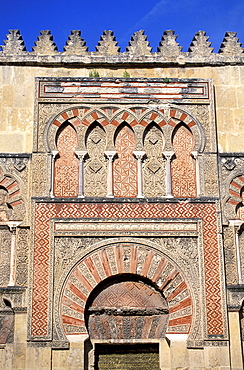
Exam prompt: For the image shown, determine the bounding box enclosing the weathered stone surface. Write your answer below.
[188,30,214,56]
[219,31,244,56]
[0,26,243,370]
[0,30,26,55]
[32,30,58,55]
[126,30,152,55]
[63,30,88,55]
[157,30,182,57]
[95,30,120,55]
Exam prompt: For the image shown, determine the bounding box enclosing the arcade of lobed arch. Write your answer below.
[47,106,203,199]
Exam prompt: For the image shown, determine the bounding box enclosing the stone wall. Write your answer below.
[0,28,244,370]
[0,29,243,153]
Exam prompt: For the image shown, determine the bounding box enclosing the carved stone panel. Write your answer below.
[84,123,107,197]
[0,227,11,287]
[15,228,29,287]
[32,153,51,197]
[143,125,166,197]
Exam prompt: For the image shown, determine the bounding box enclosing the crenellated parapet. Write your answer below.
[0,29,243,65]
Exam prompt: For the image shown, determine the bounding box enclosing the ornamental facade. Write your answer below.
[0,29,244,370]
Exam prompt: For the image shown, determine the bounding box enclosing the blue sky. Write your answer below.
[0,0,243,52]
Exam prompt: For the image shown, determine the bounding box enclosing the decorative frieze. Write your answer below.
[32,30,58,55]
[63,30,88,55]
[188,31,214,56]
[126,30,152,55]
[219,31,244,56]
[95,30,120,55]
[158,30,183,58]
[0,29,243,63]
[0,29,26,55]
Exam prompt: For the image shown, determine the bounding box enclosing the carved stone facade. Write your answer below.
[0,28,243,370]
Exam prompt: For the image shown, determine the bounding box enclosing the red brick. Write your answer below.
[81,119,90,126]
[167,281,187,302]
[229,189,240,197]
[115,245,124,273]
[53,120,62,127]
[111,120,119,127]
[91,112,99,120]
[84,257,101,283]
[141,251,154,277]
[62,296,84,314]
[227,199,239,205]
[8,189,20,198]
[231,181,242,189]
[99,249,112,277]
[74,267,93,292]
[168,120,177,127]
[130,246,138,274]
[101,120,109,126]
[9,200,22,207]
[160,269,179,290]
[122,112,129,120]
[152,259,167,282]
[61,112,69,120]
[150,112,158,121]
[72,118,81,127]
[158,120,167,127]
[68,282,87,301]
[72,108,79,116]
[140,119,148,127]
[62,315,84,326]
[6,181,18,190]
[168,315,192,326]
[188,120,196,128]
[130,120,137,127]
[180,113,187,121]
[169,297,192,314]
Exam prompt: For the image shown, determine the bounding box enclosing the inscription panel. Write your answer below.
[38,78,210,102]
[54,219,198,237]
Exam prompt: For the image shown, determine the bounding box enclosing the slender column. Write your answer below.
[50,150,58,198]
[7,221,22,287]
[75,151,87,198]
[133,151,146,198]
[163,151,174,198]
[236,226,243,284]
[230,220,243,284]
[192,151,200,197]
[105,151,116,198]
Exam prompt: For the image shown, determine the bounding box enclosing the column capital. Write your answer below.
[104,151,117,161]
[191,151,198,159]
[163,151,174,160]
[75,150,88,160]
[51,150,58,157]
[7,221,22,232]
[133,151,146,160]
